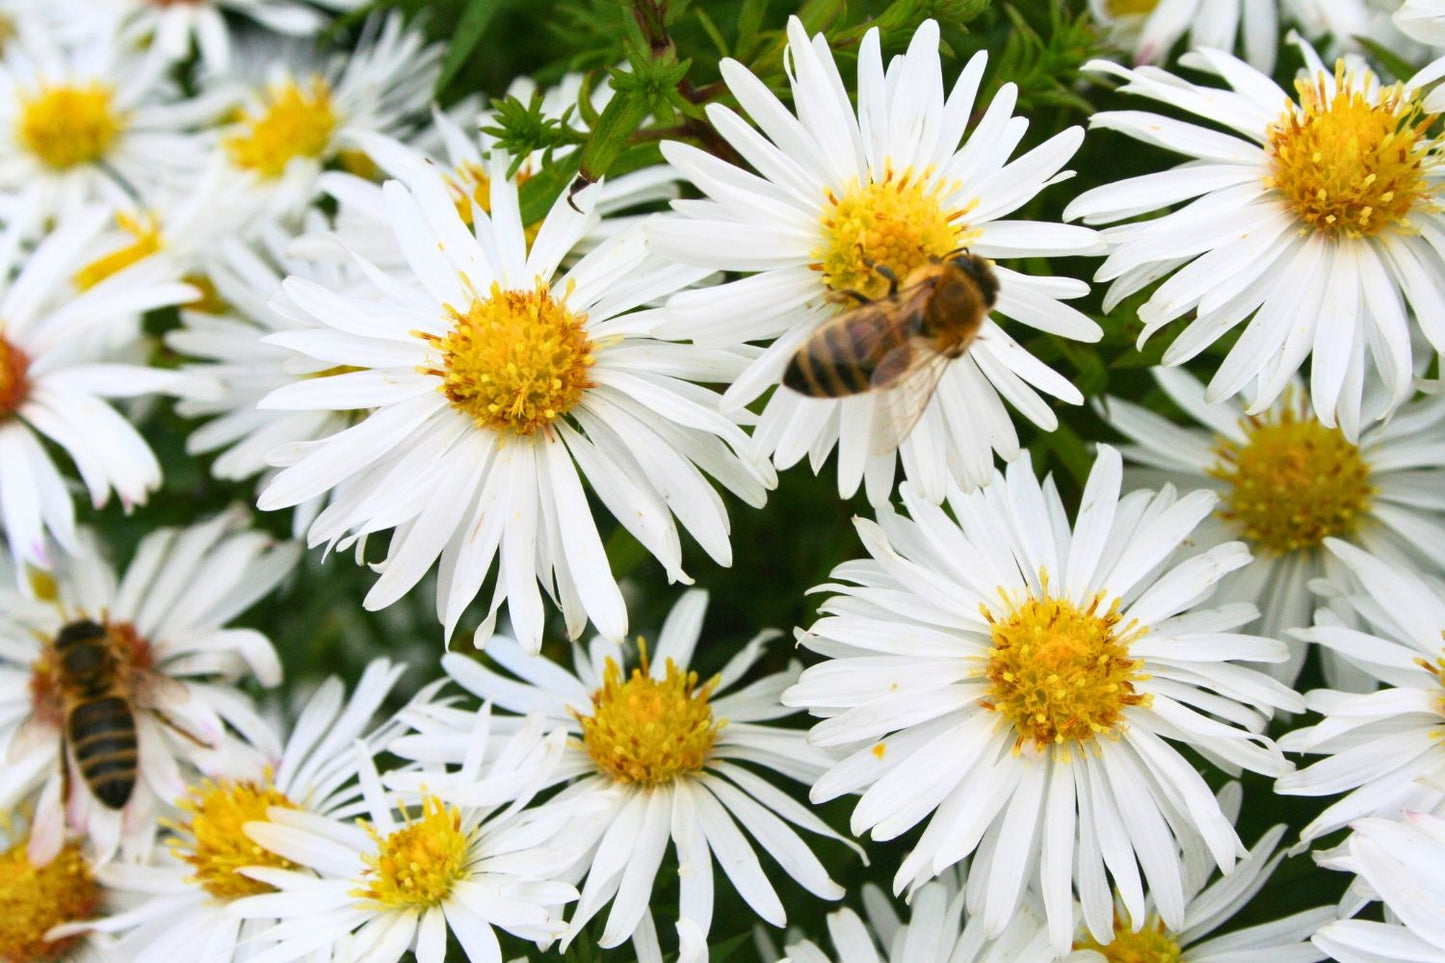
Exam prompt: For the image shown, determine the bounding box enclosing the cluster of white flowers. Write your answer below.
[0,0,1443,961]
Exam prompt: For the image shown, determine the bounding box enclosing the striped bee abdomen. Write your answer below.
[67,696,138,809]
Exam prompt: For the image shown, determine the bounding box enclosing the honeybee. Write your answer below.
[11,617,200,812]
[784,251,998,455]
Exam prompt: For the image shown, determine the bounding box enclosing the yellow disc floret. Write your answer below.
[74,213,163,291]
[1208,404,1375,555]
[579,647,722,786]
[814,167,975,302]
[1266,64,1440,239]
[981,581,1149,752]
[0,839,100,962]
[424,280,594,436]
[0,333,28,420]
[353,796,471,909]
[17,83,124,170]
[225,78,338,179]
[171,778,300,900]
[1074,913,1183,963]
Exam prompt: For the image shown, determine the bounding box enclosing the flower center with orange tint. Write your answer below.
[0,333,28,419]
[1075,913,1183,963]
[0,839,100,962]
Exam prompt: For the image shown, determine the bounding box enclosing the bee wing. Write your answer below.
[786,299,920,398]
[7,713,57,764]
[866,341,951,457]
[140,671,192,709]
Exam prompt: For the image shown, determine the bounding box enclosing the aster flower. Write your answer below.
[229,715,580,963]
[218,13,440,224]
[1398,0,1445,45]
[1313,811,1445,963]
[1275,540,1445,843]
[0,510,299,865]
[1088,0,1281,72]
[783,445,1303,952]
[391,589,853,963]
[1064,784,1330,963]
[0,20,223,227]
[254,142,772,653]
[67,658,443,962]
[1288,0,1422,61]
[108,0,366,76]
[648,17,1104,506]
[1066,42,1445,438]
[782,870,1054,963]
[1102,369,1445,685]
[0,817,110,963]
[0,207,202,573]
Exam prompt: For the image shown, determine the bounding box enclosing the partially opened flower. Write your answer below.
[1313,812,1445,963]
[255,143,771,653]
[650,17,1103,506]
[394,589,852,963]
[1276,541,1445,843]
[1067,42,1445,437]
[0,510,299,864]
[784,446,1303,952]
[1103,369,1445,685]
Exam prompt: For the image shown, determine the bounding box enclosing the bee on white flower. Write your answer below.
[784,446,1303,952]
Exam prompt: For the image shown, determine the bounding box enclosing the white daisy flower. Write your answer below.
[229,716,580,963]
[0,509,300,866]
[0,207,202,573]
[1288,0,1422,62]
[783,870,1054,963]
[394,589,854,963]
[1275,540,1445,843]
[648,17,1104,506]
[1064,784,1331,963]
[107,0,365,77]
[1398,0,1445,45]
[253,144,772,653]
[69,658,440,962]
[1102,368,1445,686]
[0,817,111,963]
[782,445,1303,952]
[1088,0,1281,72]
[218,13,440,225]
[0,21,222,227]
[1066,42,1445,438]
[1313,811,1445,963]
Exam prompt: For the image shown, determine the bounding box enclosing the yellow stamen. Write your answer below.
[352,796,471,909]
[1074,912,1183,963]
[578,644,722,785]
[16,83,124,170]
[0,838,100,962]
[1266,63,1440,239]
[421,279,594,437]
[170,777,300,900]
[74,213,163,291]
[225,78,337,180]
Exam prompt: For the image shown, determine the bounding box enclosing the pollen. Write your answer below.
[74,212,163,290]
[1074,912,1183,963]
[0,838,100,962]
[0,333,29,420]
[1266,63,1440,239]
[171,777,300,901]
[814,167,975,302]
[353,795,471,909]
[1208,403,1375,556]
[981,579,1149,752]
[16,82,124,170]
[578,647,722,786]
[422,280,594,436]
[225,78,338,180]
[1420,647,1445,732]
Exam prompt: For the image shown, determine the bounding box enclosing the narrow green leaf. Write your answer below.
[436,0,508,94]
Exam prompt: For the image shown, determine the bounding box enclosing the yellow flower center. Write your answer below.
[0,333,28,420]
[353,796,471,909]
[579,649,722,786]
[1075,914,1183,963]
[447,162,542,245]
[1104,0,1160,14]
[74,213,163,291]
[16,83,124,170]
[1266,64,1440,239]
[1208,405,1375,555]
[225,78,338,180]
[170,777,300,901]
[423,280,594,436]
[981,582,1149,752]
[813,167,974,302]
[0,839,100,962]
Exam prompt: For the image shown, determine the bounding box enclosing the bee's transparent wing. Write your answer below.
[866,342,951,456]
[7,713,56,763]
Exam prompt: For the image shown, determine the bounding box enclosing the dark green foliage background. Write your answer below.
[108,0,1394,957]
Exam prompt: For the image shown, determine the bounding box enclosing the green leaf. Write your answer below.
[436,0,510,94]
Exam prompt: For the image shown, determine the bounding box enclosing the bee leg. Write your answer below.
[836,288,871,305]
[872,263,899,297]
